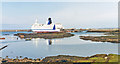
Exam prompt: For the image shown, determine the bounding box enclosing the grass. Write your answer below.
[41,54,119,62]
[89,57,106,62]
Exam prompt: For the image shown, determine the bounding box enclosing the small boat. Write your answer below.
[25,38,32,41]
[0,38,5,40]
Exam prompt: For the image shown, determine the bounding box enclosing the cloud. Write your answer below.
[2,2,118,29]
[49,3,118,28]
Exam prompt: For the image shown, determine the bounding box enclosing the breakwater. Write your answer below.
[80,36,119,43]
[14,32,74,39]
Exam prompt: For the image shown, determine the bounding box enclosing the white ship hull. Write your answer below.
[31,18,63,33]
[32,29,60,33]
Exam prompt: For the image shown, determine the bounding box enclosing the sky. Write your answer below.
[1,0,119,2]
[2,2,118,29]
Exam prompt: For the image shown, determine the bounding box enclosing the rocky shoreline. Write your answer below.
[14,32,74,39]
[86,29,118,32]
[80,36,119,43]
[1,54,118,63]
[79,29,119,43]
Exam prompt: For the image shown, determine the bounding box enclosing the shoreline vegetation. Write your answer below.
[1,54,119,63]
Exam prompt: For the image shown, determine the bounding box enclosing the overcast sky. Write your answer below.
[2,2,118,29]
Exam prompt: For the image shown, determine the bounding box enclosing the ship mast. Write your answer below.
[35,18,38,23]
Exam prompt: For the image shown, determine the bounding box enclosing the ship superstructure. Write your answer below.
[31,18,64,33]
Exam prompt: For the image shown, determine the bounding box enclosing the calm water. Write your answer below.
[0,32,118,58]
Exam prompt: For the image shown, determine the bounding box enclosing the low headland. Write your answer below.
[14,32,74,39]
[1,54,119,63]
[80,29,119,43]
[80,35,119,43]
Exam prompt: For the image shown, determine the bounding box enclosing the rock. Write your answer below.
[79,36,119,43]
[14,32,74,39]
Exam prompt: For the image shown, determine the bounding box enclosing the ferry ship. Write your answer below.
[31,18,64,33]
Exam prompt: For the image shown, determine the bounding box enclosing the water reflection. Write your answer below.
[47,39,53,45]
[48,40,52,45]
[1,32,118,58]
[33,38,39,47]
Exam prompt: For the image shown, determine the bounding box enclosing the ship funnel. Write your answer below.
[47,18,52,25]
[53,24,56,30]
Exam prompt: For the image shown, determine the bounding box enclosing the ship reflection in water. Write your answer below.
[47,39,53,45]
[32,38,39,47]
[32,38,54,46]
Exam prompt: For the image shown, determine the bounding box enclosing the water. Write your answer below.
[0,32,118,58]
[1,24,31,30]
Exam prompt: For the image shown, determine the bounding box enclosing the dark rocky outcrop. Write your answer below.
[80,36,119,43]
[14,32,74,39]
